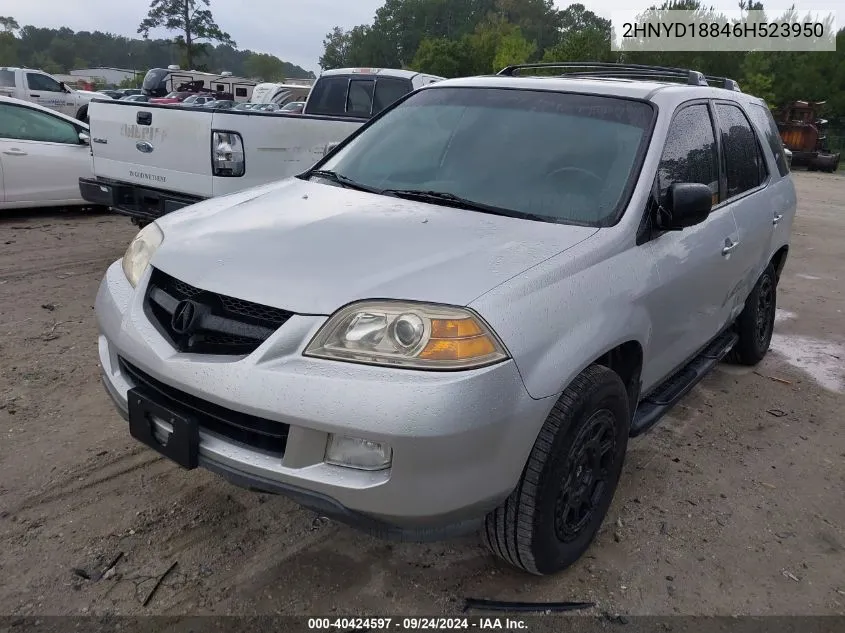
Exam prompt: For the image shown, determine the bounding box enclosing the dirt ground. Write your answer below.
[0,171,843,618]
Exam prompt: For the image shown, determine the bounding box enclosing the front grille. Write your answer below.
[119,357,289,457]
[144,268,294,355]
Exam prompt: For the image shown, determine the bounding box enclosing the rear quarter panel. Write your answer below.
[89,100,214,198]
[210,110,363,196]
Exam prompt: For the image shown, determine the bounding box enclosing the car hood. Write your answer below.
[151,178,598,315]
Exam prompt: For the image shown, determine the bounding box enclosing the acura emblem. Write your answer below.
[171,300,199,335]
[136,141,154,153]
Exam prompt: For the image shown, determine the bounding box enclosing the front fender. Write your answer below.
[470,232,654,400]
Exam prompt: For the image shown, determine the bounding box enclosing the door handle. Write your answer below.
[2,148,27,156]
[722,239,740,256]
[30,93,40,97]
[773,214,784,225]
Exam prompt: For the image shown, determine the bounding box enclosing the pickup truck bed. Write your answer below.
[80,100,362,221]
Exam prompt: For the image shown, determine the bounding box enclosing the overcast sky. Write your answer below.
[0,0,838,73]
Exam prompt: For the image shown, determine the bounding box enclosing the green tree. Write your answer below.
[492,27,535,72]
[411,37,473,77]
[243,52,287,81]
[138,0,235,70]
[0,16,19,33]
[320,26,350,70]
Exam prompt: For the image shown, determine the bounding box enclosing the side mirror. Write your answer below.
[323,141,340,156]
[60,81,71,93]
[78,132,90,145]
[661,182,712,230]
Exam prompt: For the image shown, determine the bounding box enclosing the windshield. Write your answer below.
[316,87,654,226]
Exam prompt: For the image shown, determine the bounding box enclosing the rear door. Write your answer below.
[712,101,774,315]
[88,100,215,198]
[0,101,91,205]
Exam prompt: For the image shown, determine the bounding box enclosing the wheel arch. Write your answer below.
[770,245,789,283]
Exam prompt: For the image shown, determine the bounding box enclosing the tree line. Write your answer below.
[319,0,845,124]
[0,16,313,83]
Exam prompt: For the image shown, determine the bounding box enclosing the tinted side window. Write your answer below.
[658,104,719,204]
[747,103,789,177]
[0,104,79,143]
[0,69,15,88]
[373,78,412,114]
[347,80,375,117]
[26,72,63,92]
[307,76,350,116]
[716,103,766,199]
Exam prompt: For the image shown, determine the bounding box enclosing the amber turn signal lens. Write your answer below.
[419,335,497,361]
[430,318,484,338]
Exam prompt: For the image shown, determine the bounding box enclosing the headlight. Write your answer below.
[121,222,163,288]
[304,301,509,370]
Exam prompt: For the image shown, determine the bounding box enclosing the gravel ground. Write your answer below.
[0,171,843,617]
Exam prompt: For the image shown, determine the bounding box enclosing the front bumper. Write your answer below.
[96,261,555,540]
[79,177,203,221]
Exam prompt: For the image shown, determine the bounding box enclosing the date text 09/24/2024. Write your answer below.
[307,618,528,630]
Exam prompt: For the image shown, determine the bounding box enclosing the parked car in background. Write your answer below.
[203,99,237,110]
[94,63,796,575]
[120,94,149,102]
[232,102,258,111]
[280,101,305,114]
[181,94,216,107]
[0,66,101,121]
[97,90,123,100]
[117,89,143,97]
[253,103,282,112]
[149,91,193,105]
[81,68,444,225]
[0,95,94,209]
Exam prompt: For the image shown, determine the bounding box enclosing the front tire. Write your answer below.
[482,364,630,575]
[730,263,777,366]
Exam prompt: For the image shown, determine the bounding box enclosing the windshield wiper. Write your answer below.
[305,170,385,195]
[383,189,548,222]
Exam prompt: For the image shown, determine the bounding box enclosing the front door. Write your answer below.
[640,101,742,388]
[24,71,75,116]
[0,102,90,205]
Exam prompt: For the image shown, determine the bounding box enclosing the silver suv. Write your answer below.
[96,63,796,575]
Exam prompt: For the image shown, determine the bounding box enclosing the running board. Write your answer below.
[630,330,738,437]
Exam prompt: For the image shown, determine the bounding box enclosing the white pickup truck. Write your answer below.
[79,68,443,225]
[0,67,102,121]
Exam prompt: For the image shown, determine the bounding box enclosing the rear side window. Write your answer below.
[657,104,719,205]
[747,103,790,177]
[307,76,350,116]
[373,78,412,114]
[235,87,248,97]
[716,103,767,199]
[0,70,15,88]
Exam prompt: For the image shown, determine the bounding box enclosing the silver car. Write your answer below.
[97,63,796,575]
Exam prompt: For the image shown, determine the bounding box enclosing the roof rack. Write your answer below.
[496,62,741,92]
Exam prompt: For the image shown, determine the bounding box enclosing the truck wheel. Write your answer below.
[76,105,89,123]
[729,263,777,366]
[482,364,630,575]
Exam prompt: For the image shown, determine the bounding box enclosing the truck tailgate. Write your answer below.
[209,111,363,196]
[88,100,214,198]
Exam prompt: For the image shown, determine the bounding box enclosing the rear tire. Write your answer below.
[482,364,630,575]
[76,105,89,123]
[729,263,777,366]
